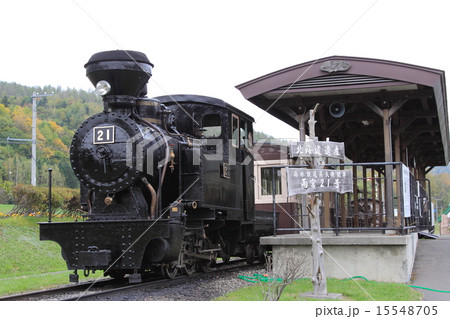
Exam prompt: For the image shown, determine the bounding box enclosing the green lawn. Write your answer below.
[0,213,424,300]
[0,215,76,295]
[0,204,14,214]
[217,277,422,301]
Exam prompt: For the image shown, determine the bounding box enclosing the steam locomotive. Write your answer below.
[39,50,273,283]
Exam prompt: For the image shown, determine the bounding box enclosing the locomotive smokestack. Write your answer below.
[84,50,153,98]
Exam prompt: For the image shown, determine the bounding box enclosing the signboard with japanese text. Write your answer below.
[290,140,345,160]
[401,164,411,218]
[286,167,353,196]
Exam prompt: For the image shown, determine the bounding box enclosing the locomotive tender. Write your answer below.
[39,50,273,283]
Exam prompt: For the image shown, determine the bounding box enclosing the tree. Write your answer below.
[261,250,309,301]
[2,96,10,107]
[0,82,101,189]
[428,173,450,211]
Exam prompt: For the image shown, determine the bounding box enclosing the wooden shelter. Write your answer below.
[237,56,449,229]
[237,56,448,172]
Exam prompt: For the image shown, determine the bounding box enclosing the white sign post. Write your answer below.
[288,106,353,299]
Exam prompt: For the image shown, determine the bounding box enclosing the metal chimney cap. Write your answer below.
[84,50,153,68]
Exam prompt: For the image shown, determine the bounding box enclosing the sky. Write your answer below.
[1,0,449,140]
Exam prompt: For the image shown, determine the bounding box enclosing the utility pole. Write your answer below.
[31,92,54,186]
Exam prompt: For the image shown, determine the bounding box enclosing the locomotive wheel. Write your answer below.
[245,244,256,265]
[163,265,178,279]
[198,239,212,273]
[199,260,211,273]
[184,262,196,276]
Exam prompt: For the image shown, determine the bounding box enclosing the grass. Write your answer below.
[0,209,424,300]
[0,204,14,214]
[217,277,422,301]
[0,214,77,296]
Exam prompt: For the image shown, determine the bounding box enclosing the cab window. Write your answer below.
[202,114,222,138]
[240,119,253,149]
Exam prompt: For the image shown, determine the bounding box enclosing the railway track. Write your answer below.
[0,259,257,301]
[0,277,117,301]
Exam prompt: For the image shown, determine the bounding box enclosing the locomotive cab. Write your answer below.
[155,95,271,259]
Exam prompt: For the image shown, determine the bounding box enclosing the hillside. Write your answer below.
[0,82,102,196]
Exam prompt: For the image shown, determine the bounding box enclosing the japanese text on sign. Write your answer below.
[290,141,345,160]
[286,168,353,196]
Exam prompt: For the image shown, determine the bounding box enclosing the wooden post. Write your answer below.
[363,166,368,227]
[307,107,328,296]
[324,193,330,228]
[353,165,358,227]
[309,194,327,295]
[371,168,377,227]
[340,161,346,228]
[298,112,309,229]
[378,170,384,226]
[394,124,402,227]
[383,109,394,228]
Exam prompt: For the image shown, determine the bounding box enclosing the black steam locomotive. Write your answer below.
[39,50,273,283]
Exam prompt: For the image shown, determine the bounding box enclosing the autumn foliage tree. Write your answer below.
[0,82,102,204]
[428,172,450,212]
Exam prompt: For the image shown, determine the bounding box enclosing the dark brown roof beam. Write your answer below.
[250,96,300,128]
[410,135,443,144]
[389,99,409,117]
[267,108,299,130]
[420,97,436,141]
[335,112,381,122]
[249,96,275,109]
[399,117,417,134]
[404,127,440,145]
[401,121,440,139]
[407,147,444,166]
[364,98,409,118]
[297,88,433,106]
[365,101,384,117]
[414,153,443,168]
[348,127,385,135]
[345,134,358,146]
[412,146,444,157]
[318,106,328,135]
[323,118,345,137]
[399,110,438,119]
[353,143,371,160]
[283,105,303,120]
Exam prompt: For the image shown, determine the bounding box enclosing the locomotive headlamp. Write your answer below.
[96,80,111,96]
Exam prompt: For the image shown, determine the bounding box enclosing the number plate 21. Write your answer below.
[93,126,115,144]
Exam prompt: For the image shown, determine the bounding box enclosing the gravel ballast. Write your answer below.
[103,264,266,301]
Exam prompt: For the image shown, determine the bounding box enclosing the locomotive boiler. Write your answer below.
[39,50,273,283]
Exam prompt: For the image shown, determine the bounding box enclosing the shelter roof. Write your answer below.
[236,56,449,168]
